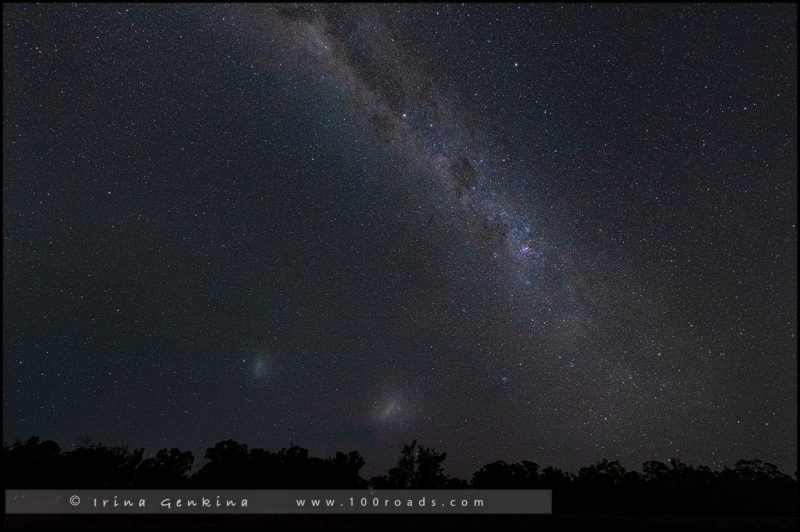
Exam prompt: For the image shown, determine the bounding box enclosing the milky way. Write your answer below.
[239,3,655,434]
[3,3,796,478]
[243,4,591,332]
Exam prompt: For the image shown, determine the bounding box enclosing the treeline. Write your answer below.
[3,437,797,515]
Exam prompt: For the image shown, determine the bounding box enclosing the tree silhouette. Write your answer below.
[642,460,670,481]
[2,437,63,487]
[2,435,797,517]
[370,440,450,488]
[132,448,194,488]
[472,460,541,488]
[190,440,367,488]
[192,439,250,487]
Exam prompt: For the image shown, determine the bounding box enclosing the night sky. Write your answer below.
[3,3,797,479]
